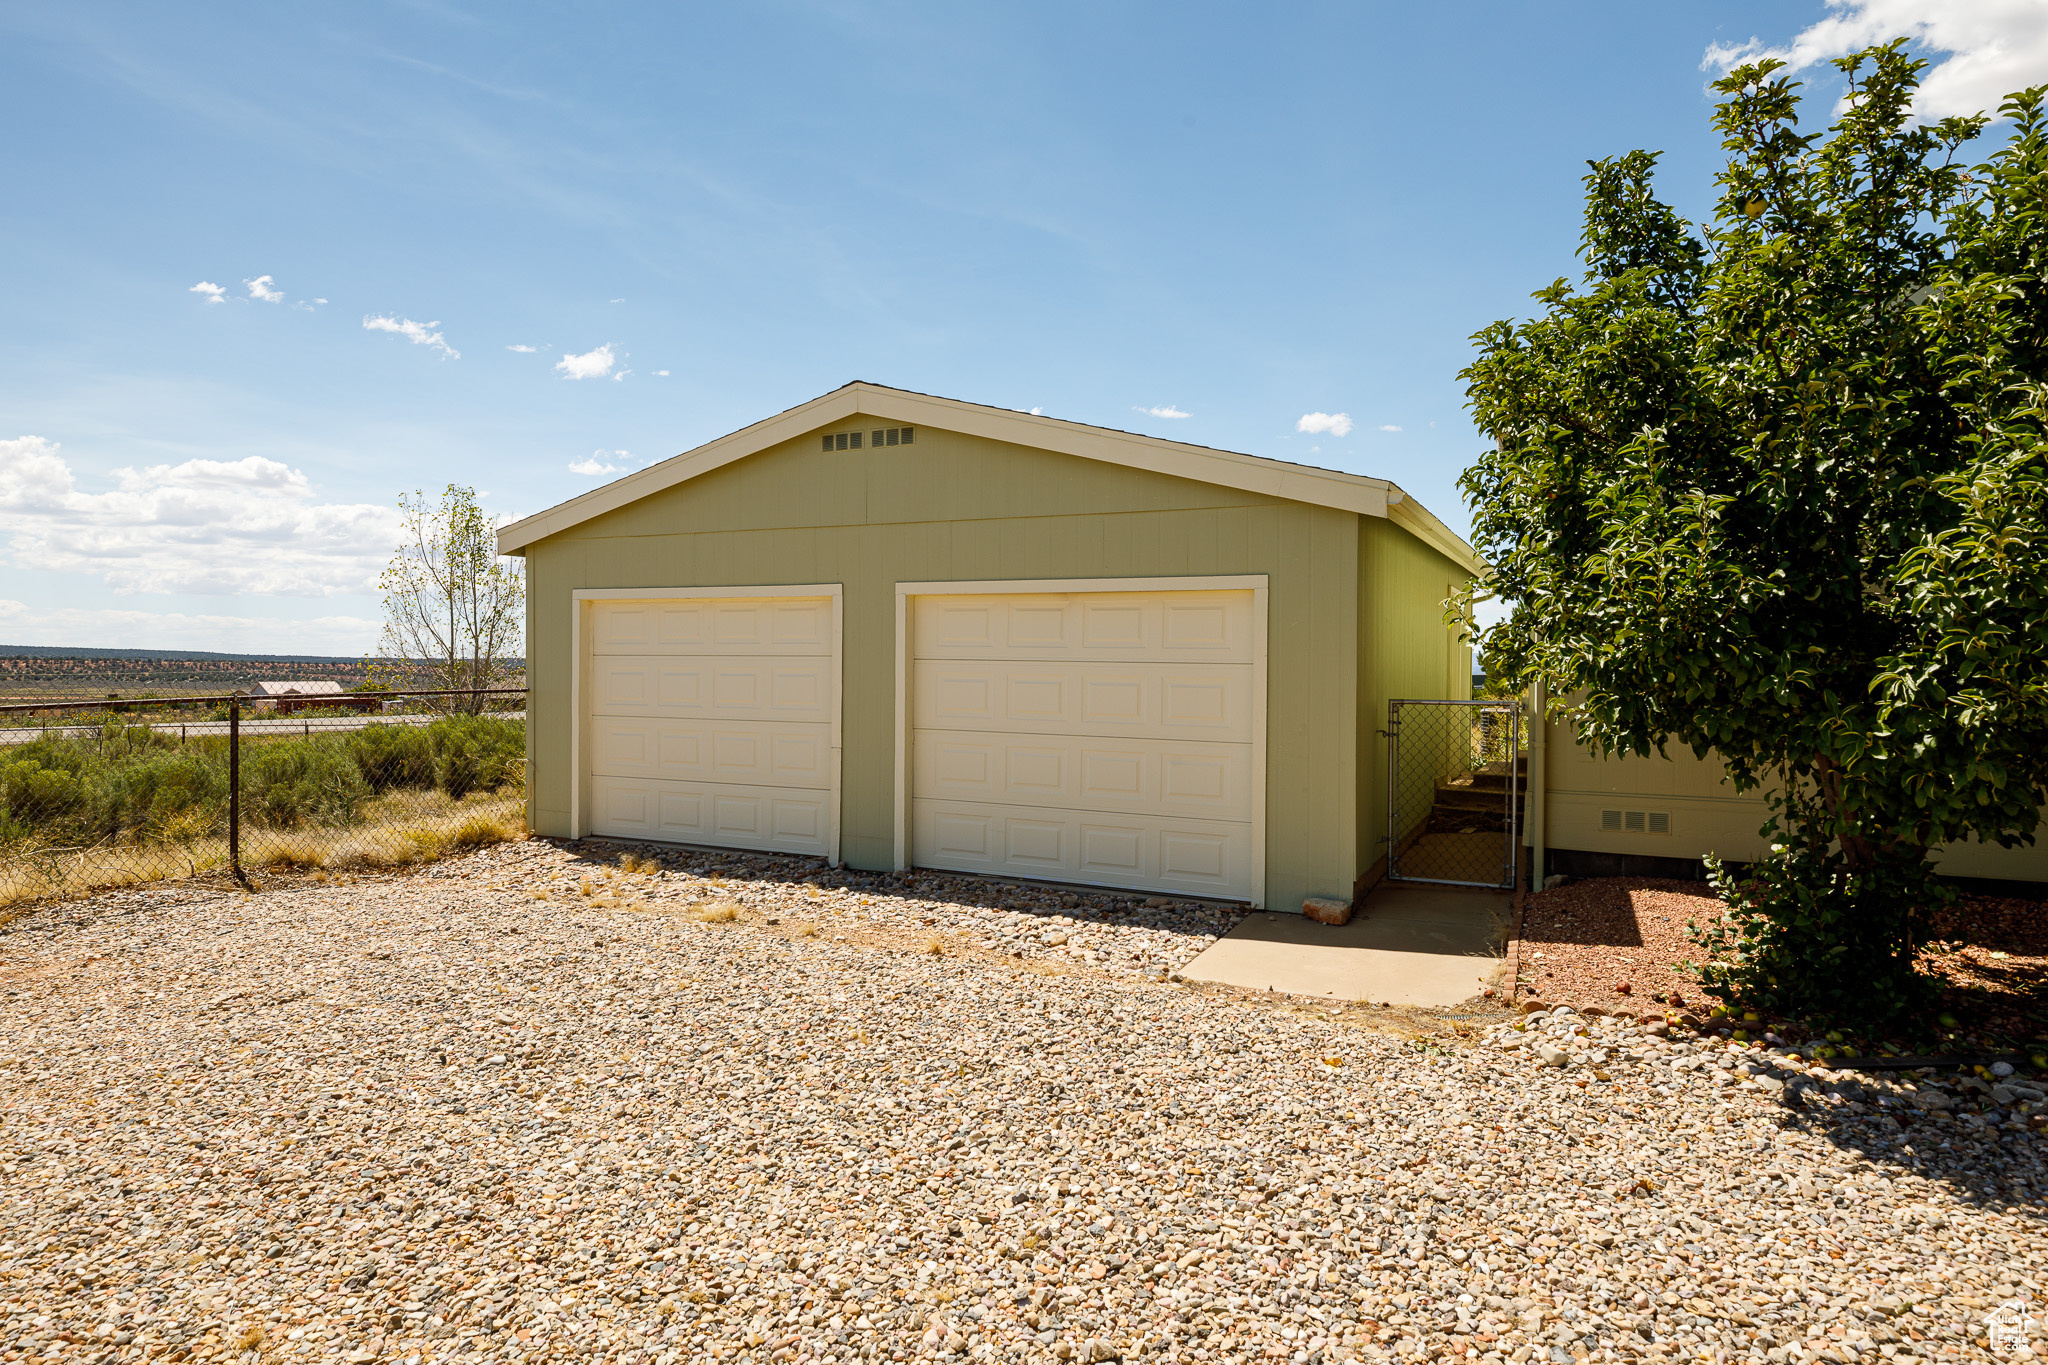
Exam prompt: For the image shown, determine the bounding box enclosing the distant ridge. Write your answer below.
[0,645,364,663]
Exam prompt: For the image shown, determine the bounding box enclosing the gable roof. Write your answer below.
[496,382,1479,572]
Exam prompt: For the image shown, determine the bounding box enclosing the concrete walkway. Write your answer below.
[1177,881,1510,1006]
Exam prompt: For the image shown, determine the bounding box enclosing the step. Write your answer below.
[1434,776,1526,806]
[1433,789,1531,810]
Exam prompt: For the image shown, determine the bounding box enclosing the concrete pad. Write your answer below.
[1395,831,1515,884]
[1176,882,1510,1006]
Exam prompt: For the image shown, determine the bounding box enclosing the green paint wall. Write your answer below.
[519,420,1465,910]
[1356,515,1475,880]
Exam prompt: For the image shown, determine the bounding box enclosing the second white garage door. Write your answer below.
[909,587,1261,901]
[583,592,838,858]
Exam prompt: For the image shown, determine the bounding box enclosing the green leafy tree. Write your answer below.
[1459,44,2048,1021]
[372,485,524,713]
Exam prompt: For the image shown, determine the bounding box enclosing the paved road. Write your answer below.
[0,711,525,747]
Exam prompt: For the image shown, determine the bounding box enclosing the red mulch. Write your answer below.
[1921,895,2048,1038]
[1507,878,2048,1035]
[1509,878,1721,1015]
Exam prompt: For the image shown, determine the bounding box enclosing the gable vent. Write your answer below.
[1602,809,1672,835]
[822,431,864,452]
[872,426,914,446]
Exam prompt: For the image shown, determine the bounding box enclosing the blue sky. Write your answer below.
[0,1,2037,654]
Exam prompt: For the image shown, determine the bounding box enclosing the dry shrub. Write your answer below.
[235,1324,264,1350]
[797,923,819,938]
[288,797,523,872]
[1,841,224,909]
[254,837,328,871]
[2,790,523,907]
[446,809,522,852]
[694,901,739,924]
[925,938,944,955]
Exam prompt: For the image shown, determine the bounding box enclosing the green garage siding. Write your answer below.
[1356,515,1476,883]
[514,394,1473,912]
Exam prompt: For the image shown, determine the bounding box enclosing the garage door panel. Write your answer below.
[914,591,1254,662]
[591,598,833,656]
[911,798,1251,897]
[913,660,1251,739]
[594,657,833,723]
[914,732,1251,820]
[589,716,829,787]
[591,776,829,855]
[585,592,836,858]
[910,587,1258,901]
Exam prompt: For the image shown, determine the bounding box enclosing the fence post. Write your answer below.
[228,697,253,890]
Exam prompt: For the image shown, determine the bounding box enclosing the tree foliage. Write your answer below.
[373,485,524,712]
[1459,44,2048,1019]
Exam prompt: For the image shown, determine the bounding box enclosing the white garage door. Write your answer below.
[585,594,837,857]
[910,589,1259,900]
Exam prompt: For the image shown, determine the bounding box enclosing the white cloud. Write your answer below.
[507,344,538,353]
[568,449,630,476]
[188,281,225,304]
[0,435,402,597]
[314,298,328,305]
[1378,424,1403,432]
[609,298,625,303]
[244,275,284,303]
[1029,406,1043,415]
[1296,411,1354,437]
[1704,1,2048,120]
[1135,404,1190,419]
[555,343,617,380]
[363,315,459,359]
[653,369,670,377]
[0,600,383,655]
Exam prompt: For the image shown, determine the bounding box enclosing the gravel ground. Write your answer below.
[1,838,2043,1365]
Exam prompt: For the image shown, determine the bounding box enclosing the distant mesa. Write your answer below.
[0,645,363,663]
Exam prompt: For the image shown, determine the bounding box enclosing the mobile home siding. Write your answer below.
[1531,711,2048,887]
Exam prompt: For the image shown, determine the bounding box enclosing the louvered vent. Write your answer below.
[871,427,914,446]
[1603,808,1673,835]
[821,431,865,452]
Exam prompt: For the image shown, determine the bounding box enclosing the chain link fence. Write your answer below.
[0,688,526,910]
[1386,698,1522,889]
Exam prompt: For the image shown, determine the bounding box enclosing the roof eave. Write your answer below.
[495,382,1480,575]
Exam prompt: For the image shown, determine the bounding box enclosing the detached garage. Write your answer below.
[499,383,1479,912]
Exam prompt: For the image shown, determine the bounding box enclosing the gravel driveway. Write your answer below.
[0,838,2040,1364]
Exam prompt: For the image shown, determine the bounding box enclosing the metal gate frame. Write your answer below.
[1386,697,1521,890]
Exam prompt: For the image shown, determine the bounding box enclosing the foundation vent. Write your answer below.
[1601,809,1672,835]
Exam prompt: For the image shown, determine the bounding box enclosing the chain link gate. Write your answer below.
[1385,698,1522,889]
